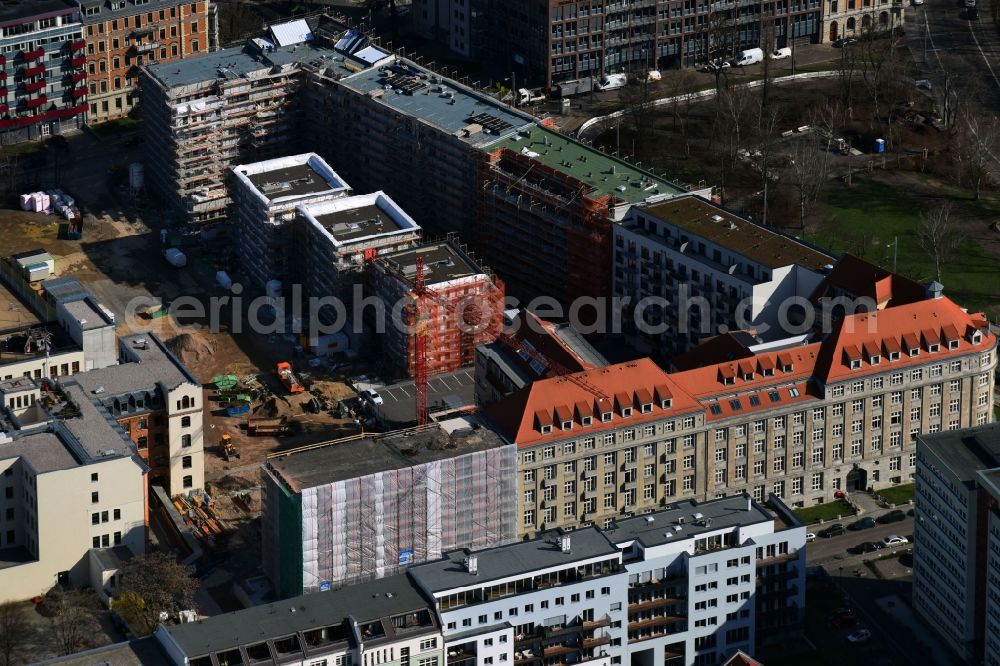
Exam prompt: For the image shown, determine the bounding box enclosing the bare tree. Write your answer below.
[0,602,29,666]
[115,552,199,635]
[954,111,1000,201]
[857,19,902,123]
[620,75,654,158]
[836,42,861,114]
[788,132,832,229]
[752,99,782,226]
[917,203,962,283]
[41,589,100,656]
[706,12,738,95]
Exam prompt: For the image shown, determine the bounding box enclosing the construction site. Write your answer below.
[261,415,518,598]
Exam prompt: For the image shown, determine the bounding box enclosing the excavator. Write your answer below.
[220,434,240,461]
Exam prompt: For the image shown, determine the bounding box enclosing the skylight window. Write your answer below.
[729,399,743,411]
[749,395,761,407]
[710,404,722,415]
[768,391,780,402]
[788,387,800,398]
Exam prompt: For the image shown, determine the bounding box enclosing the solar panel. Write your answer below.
[469,112,513,134]
[382,72,427,94]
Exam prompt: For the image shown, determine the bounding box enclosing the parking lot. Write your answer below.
[360,368,477,427]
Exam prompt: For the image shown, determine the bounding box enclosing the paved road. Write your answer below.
[807,516,915,564]
[367,367,476,426]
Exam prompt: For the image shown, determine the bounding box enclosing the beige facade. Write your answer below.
[822,0,903,43]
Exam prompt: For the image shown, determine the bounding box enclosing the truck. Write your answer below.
[595,73,627,91]
[517,88,546,105]
[276,361,305,394]
[552,77,594,98]
[246,416,291,437]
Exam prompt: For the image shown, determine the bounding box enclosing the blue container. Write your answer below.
[875,138,886,153]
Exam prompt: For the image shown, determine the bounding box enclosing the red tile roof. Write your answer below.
[722,651,765,666]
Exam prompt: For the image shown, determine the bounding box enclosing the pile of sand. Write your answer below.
[166,332,216,367]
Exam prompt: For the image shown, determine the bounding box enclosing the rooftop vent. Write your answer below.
[560,535,572,553]
[711,214,724,222]
[645,516,655,523]
[465,555,478,575]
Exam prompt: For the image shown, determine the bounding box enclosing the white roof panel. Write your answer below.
[269,19,313,47]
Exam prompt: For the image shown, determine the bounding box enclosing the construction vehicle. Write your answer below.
[276,361,305,394]
[246,414,291,436]
[220,434,240,461]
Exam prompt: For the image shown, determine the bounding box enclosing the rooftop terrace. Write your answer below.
[491,125,688,205]
[338,59,534,147]
[266,421,506,492]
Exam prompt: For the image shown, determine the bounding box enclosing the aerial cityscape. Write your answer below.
[0,0,997,665]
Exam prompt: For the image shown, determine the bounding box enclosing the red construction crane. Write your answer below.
[412,256,429,426]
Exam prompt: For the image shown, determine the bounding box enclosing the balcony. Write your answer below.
[446,647,476,665]
[71,71,86,83]
[26,96,47,109]
[22,65,45,78]
[0,104,8,114]
[132,25,155,38]
[70,56,86,68]
[629,595,684,612]
[70,39,86,52]
[132,42,158,54]
[756,551,799,567]
[628,615,684,631]
[24,80,46,94]
[22,48,45,61]
[72,87,86,99]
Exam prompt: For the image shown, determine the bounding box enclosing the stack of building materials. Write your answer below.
[18,189,80,220]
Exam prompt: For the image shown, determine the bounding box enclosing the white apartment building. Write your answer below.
[614,196,833,358]
[913,423,1000,665]
[0,379,146,603]
[409,526,629,666]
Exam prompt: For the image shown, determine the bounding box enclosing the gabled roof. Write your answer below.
[484,358,702,447]
[722,651,766,666]
[671,331,759,371]
[810,254,925,307]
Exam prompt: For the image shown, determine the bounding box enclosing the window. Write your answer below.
[91,492,99,504]
[181,416,191,428]
[812,447,824,464]
[91,512,99,525]
[182,455,192,469]
[735,464,746,480]
[183,475,193,488]
[523,510,535,526]
[811,472,823,490]
[181,435,192,448]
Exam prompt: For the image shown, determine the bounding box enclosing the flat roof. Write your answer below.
[605,495,776,549]
[0,280,39,333]
[0,377,36,393]
[80,0,192,24]
[61,298,112,331]
[491,125,687,204]
[58,385,137,462]
[41,276,89,304]
[637,196,834,270]
[0,431,80,473]
[267,424,507,492]
[410,526,619,593]
[0,0,75,24]
[919,423,1000,484]
[380,242,481,286]
[71,333,197,398]
[234,154,349,206]
[166,574,433,657]
[338,59,534,148]
[300,191,419,246]
[37,637,170,666]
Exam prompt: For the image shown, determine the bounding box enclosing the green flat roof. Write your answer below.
[490,125,687,204]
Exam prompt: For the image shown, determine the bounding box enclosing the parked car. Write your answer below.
[361,389,384,406]
[770,47,792,60]
[876,509,906,524]
[847,629,872,643]
[820,524,846,538]
[834,37,858,47]
[805,532,816,542]
[734,47,764,66]
[848,541,883,555]
[847,517,877,531]
[882,535,909,548]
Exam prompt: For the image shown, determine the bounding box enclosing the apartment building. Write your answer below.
[823,0,903,43]
[299,189,422,311]
[69,332,204,497]
[80,0,211,124]
[155,574,444,666]
[461,0,820,88]
[370,240,505,379]
[413,0,472,56]
[613,197,833,359]
[0,380,146,603]
[261,417,517,598]
[475,308,608,407]
[0,0,87,143]
[913,423,1000,665]
[140,22,390,226]
[409,525,629,666]
[485,259,996,537]
[230,153,352,290]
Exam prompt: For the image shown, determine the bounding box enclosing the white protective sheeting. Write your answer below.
[269,19,314,47]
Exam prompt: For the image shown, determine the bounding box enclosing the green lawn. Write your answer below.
[809,180,1000,315]
[878,483,915,506]
[794,499,853,524]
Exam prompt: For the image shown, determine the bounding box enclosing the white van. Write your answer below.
[734,47,764,66]
[770,47,792,60]
[596,73,628,91]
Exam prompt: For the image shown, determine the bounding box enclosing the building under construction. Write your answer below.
[230,153,352,289]
[299,190,422,311]
[477,125,705,306]
[370,239,505,379]
[140,20,392,226]
[261,416,517,598]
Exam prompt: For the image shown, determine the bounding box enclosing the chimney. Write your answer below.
[747,495,752,512]
[560,535,572,553]
[926,281,944,300]
[465,555,478,575]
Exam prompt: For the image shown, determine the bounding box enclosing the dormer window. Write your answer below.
[929,343,940,353]
[561,421,572,430]
[640,403,652,413]
[621,407,633,418]
[601,412,612,423]
[762,368,774,377]
[870,355,880,364]
[723,377,735,386]
[782,364,792,373]
[947,340,958,350]
[909,348,919,357]
[743,371,754,381]
[972,331,983,344]
[850,359,862,369]
[540,424,552,434]
[661,399,672,409]
[581,416,593,426]
[889,351,900,361]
